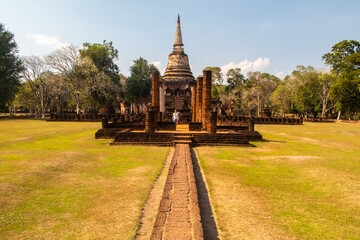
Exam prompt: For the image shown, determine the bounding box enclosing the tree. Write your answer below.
[125,57,157,102]
[322,40,360,119]
[13,81,37,113]
[46,46,113,114]
[244,71,280,116]
[272,84,290,116]
[204,66,223,84]
[322,40,360,75]
[330,76,360,120]
[22,56,50,118]
[319,73,337,118]
[0,23,23,110]
[46,73,70,113]
[79,41,121,104]
[226,68,245,91]
[292,66,322,117]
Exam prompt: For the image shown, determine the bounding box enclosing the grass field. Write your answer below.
[0,120,169,240]
[196,122,360,239]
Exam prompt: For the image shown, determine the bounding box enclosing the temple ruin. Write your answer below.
[162,15,196,117]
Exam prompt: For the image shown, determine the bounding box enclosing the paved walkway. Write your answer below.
[151,144,204,240]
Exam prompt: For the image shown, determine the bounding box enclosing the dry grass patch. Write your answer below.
[0,120,169,240]
[196,122,360,239]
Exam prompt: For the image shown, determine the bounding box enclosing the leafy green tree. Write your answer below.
[322,40,360,75]
[0,23,23,110]
[319,73,337,118]
[204,66,223,84]
[13,81,37,113]
[271,84,291,116]
[292,66,322,117]
[79,41,121,104]
[323,40,360,118]
[226,68,245,91]
[244,71,280,115]
[330,76,360,120]
[46,46,114,114]
[125,57,157,102]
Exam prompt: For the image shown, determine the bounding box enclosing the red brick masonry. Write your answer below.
[151,144,204,240]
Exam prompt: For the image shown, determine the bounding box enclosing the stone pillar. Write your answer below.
[152,71,160,125]
[195,76,203,122]
[159,81,165,113]
[202,70,212,130]
[151,106,159,128]
[248,117,255,131]
[207,111,217,134]
[152,71,160,108]
[102,117,108,129]
[191,86,196,122]
[145,110,155,133]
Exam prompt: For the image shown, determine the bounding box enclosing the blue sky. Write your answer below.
[1,0,359,79]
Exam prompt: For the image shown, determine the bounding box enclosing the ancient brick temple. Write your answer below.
[162,15,196,114]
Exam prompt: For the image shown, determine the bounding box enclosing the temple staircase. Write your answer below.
[173,135,193,146]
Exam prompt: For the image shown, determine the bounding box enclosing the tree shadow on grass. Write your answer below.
[191,147,220,240]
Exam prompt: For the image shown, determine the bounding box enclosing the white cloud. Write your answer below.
[221,57,270,76]
[151,61,165,75]
[274,71,290,79]
[27,33,68,49]
[318,67,330,73]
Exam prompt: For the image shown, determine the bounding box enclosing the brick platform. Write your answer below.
[109,131,262,147]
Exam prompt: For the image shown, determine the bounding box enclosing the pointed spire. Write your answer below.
[173,14,184,49]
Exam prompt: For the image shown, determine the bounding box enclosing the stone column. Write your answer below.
[145,110,155,133]
[102,117,108,129]
[195,76,203,122]
[191,86,196,122]
[152,71,160,125]
[248,117,255,131]
[151,106,159,128]
[202,70,212,130]
[159,81,165,114]
[152,71,160,108]
[207,111,217,134]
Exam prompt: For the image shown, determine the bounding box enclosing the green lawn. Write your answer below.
[0,120,169,240]
[196,122,360,239]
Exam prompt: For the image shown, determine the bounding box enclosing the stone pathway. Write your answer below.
[151,144,204,240]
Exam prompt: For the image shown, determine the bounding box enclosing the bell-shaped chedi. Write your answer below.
[163,15,196,113]
[163,15,195,83]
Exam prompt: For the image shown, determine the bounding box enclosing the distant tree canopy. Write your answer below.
[0,23,23,110]
[79,41,120,84]
[4,35,360,120]
[79,41,121,104]
[204,66,223,84]
[322,40,360,119]
[125,57,157,102]
[322,40,360,75]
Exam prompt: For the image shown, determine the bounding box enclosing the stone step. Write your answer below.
[110,142,172,146]
[173,140,193,144]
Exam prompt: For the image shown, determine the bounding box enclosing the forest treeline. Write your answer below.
[1,23,359,119]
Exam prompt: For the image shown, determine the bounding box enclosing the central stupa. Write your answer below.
[163,15,196,113]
